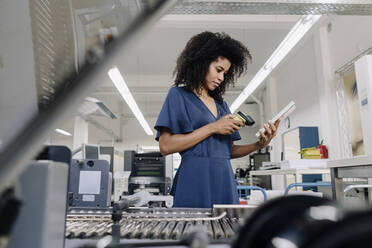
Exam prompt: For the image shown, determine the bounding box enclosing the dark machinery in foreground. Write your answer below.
[66,195,372,248]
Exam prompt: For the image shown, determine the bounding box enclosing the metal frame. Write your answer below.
[250,168,330,191]
[335,73,353,159]
[334,45,372,159]
[170,1,372,15]
[0,0,178,192]
[328,156,372,204]
[344,184,372,196]
[285,182,331,195]
[237,185,268,200]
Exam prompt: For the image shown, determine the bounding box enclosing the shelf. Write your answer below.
[327,155,372,168]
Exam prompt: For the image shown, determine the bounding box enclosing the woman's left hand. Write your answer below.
[256,119,281,149]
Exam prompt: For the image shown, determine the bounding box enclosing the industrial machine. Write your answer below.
[125,151,172,195]
[7,161,69,248]
[64,195,372,248]
[65,204,255,243]
[249,149,272,189]
[68,159,112,208]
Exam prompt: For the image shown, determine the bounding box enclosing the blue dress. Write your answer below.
[155,86,240,208]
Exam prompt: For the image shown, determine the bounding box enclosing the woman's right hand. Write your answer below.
[212,114,244,135]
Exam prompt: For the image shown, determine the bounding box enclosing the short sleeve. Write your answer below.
[154,87,193,141]
[222,101,241,142]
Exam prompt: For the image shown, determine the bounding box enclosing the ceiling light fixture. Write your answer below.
[55,128,72,136]
[230,14,321,113]
[108,67,154,135]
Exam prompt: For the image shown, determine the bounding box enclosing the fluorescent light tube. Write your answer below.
[108,67,154,135]
[55,128,72,136]
[230,15,321,113]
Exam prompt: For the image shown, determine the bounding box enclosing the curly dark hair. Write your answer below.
[173,31,252,102]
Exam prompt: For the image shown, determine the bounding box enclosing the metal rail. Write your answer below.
[237,185,268,200]
[67,211,227,222]
[285,182,332,195]
[344,184,372,196]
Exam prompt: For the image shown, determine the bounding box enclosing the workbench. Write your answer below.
[327,155,372,204]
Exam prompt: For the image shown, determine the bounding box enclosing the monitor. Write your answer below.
[83,144,100,160]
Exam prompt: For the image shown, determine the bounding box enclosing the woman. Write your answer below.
[155,31,279,208]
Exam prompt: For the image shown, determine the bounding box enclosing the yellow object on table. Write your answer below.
[299,147,321,159]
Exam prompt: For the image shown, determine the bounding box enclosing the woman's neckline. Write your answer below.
[192,89,219,119]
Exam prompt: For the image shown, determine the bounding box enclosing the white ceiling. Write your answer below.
[97,14,299,113]
[56,12,300,143]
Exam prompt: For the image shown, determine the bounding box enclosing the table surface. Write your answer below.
[250,168,330,176]
[250,156,372,176]
[327,155,372,168]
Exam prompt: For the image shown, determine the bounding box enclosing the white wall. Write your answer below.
[268,36,321,161]
[116,117,159,150]
[265,15,372,161]
[49,136,74,150]
[327,16,372,73]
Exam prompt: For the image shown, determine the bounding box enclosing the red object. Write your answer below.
[318,144,328,159]
[240,200,247,205]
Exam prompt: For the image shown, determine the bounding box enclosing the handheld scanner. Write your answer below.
[234,111,255,126]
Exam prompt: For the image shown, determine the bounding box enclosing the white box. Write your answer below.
[280,159,328,169]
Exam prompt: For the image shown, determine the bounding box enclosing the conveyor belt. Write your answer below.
[65,206,255,241]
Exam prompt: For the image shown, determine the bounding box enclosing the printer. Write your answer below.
[124,151,172,195]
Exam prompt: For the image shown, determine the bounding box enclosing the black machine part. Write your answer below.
[127,151,171,195]
[232,195,343,248]
[0,187,22,237]
[304,210,372,248]
[237,111,255,126]
[111,198,131,244]
[36,145,72,165]
[230,195,372,248]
